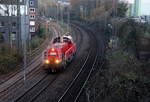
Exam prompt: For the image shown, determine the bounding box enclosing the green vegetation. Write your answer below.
[0,46,22,74]
[37,25,46,38]
[103,2,150,101]
[107,49,141,82]
[116,1,128,17]
[116,19,150,57]
[0,24,47,74]
[81,1,150,101]
[106,48,150,102]
[31,24,46,50]
[31,36,44,50]
[0,33,4,43]
[118,20,139,52]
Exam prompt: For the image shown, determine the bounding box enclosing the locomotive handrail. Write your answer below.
[64,44,76,60]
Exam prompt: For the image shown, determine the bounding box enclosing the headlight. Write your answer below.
[51,48,55,51]
[45,60,50,64]
[55,59,61,64]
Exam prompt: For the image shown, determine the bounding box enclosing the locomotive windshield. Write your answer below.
[53,37,61,43]
[63,37,72,43]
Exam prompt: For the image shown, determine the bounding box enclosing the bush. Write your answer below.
[37,25,46,38]
[107,49,141,81]
[31,36,44,50]
[0,47,23,74]
[0,32,4,43]
[118,20,150,52]
[106,48,150,102]
[0,55,18,73]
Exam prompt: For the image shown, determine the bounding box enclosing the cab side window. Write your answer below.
[53,37,61,43]
[63,37,71,43]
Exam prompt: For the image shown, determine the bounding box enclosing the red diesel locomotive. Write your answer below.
[42,35,76,72]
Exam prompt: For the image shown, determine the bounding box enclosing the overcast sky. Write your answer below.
[125,0,149,15]
[141,0,150,15]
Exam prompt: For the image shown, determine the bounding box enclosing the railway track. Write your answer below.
[0,38,49,86]
[75,23,106,102]
[15,52,90,102]
[0,23,105,102]
[0,25,60,86]
[0,26,54,83]
[0,65,45,102]
[18,24,98,102]
[13,24,84,102]
[57,24,101,102]
[58,50,97,102]
[0,25,63,102]
[0,24,84,102]
[14,74,57,102]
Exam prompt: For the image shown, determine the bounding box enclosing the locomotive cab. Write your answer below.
[52,36,61,43]
[42,35,76,72]
[43,44,65,69]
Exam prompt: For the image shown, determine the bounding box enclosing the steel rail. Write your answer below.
[0,23,55,85]
[18,26,87,102]
[57,24,97,102]
[0,25,59,95]
[8,25,84,102]
[74,54,98,102]
[14,74,55,102]
[57,23,104,102]
[0,25,65,102]
[74,23,106,102]
[0,66,44,101]
[24,50,91,102]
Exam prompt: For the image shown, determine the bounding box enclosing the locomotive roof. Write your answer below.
[51,43,66,48]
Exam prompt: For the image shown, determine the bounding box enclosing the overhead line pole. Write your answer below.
[22,0,29,82]
[67,6,70,32]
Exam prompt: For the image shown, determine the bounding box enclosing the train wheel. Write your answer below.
[51,69,57,73]
[51,69,54,73]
